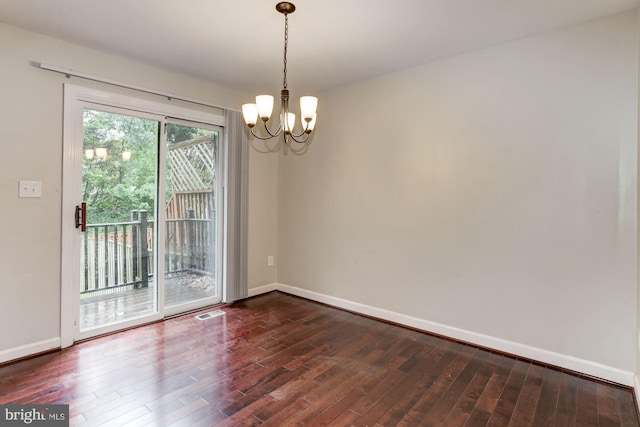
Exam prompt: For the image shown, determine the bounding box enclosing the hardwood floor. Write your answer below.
[1,292,638,426]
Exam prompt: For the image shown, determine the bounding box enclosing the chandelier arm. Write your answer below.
[249,126,280,141]
[289,125,310,139]
[263,119,283,138]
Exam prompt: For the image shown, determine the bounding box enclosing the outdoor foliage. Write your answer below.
[82,109,215,224]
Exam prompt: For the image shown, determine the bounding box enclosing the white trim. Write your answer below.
[635,375,640,413]
[60,86,84,348]
[76,313,165,342]
[248,283,279,297]
[249,283,635,387]
[0,338,60,365]
[63,84,225,126]
[157,117,168,314]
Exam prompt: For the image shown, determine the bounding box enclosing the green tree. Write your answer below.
[82,112,218,224]
[82,109,158,223]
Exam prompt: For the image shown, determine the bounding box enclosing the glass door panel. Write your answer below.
[164,122,221,311]
[79,108,160,332]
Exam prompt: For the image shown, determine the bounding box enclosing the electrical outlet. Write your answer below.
[268,256,274,267]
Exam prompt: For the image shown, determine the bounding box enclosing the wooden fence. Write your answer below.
[81,208,216,295]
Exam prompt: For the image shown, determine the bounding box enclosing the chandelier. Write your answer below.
[242,2,318,153]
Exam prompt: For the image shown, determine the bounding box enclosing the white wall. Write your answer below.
[0,22,278,356]
[278,11,638,373]
[248,151,279,286]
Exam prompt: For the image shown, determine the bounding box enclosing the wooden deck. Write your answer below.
[1,292,638,426]
[80,274,218,330]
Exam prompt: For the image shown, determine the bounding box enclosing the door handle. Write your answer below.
[75,202,87,232]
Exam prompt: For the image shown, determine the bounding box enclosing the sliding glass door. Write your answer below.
[164,121,222,315]
[79,107,161,333]
[63,88,225,342]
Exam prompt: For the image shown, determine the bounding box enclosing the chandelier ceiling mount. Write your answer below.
[275,2,295,14]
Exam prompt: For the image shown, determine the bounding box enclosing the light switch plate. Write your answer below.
[19,180,42,198]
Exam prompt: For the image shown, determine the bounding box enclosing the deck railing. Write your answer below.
[81,208,215,295]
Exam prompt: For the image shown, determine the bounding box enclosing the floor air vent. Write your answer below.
[195,310,225,321]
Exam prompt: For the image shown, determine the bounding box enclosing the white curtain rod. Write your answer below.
[35,62,235,111]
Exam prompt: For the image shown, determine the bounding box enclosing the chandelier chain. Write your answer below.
[283,12,288,89]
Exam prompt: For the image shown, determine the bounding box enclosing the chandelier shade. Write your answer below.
[300,96,318,121]
[242,104,258,127]
[242,2,318,153]
[256,95,275,120]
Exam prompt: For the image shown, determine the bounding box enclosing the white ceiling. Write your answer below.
[0,0,638,95]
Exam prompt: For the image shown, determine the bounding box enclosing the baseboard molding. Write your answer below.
[248,283,279,297]
[635,375,640,414]
[249,283,635,387]
[0,338,60,365]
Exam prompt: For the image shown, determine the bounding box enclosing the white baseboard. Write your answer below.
[635,375,640,410]
[248,283,279,297]
[0,338,60,365]
[249,283,635,387]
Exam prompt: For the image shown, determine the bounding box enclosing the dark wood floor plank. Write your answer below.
[576,377,601,425]
[266,358,337,401]
[153,397,209,427]
[470,354,515,417]
[0,291,636,427]
[353,348,451,424]
[553,371,579,427]
[97,405,151,427]
[508,363,546,426]
[306,388,365,427]
[216,393,277,427]
[617,388,640,427]
[484,359,530,426]
[393,345,478,426]
[164,399,228,427]
[465,407,492,427]
[219,365,308,417]
[122,397,186,426]
[530,365,562,425]
[273,371,371,427]
[65,391,121,419]
[598,382,624,426]
[327,408,361,426]
[257,390,315,422]
[442,360,496,425]
[410,347,484,425]
[348,367,408,417]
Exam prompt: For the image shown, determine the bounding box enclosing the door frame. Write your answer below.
[61,84,225,347]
